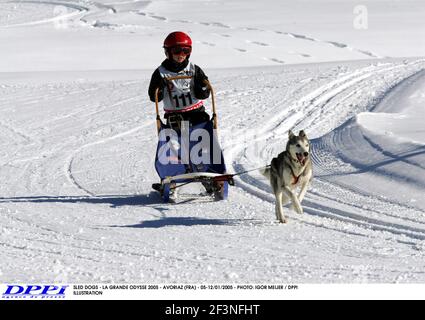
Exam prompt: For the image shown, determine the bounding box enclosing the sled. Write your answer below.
[152,78,233,202]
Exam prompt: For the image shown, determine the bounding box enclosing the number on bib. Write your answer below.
[172,92,193,108]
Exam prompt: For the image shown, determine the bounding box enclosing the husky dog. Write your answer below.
[262,130,313,223]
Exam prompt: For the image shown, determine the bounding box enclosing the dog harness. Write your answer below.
[287,155,307,185]
[289,166,301,185]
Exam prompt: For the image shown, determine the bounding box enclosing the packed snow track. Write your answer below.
[1,58,425,283]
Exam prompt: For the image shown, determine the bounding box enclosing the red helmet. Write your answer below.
[163,31,192,48]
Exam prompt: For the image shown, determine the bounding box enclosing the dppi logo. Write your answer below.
[2,285,68,299]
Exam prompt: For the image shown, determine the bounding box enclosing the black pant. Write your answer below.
[165,107,210,128]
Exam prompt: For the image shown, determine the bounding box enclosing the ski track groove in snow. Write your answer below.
[66,110,152,196]
[228,59,425,243]
[64,94,145,196]
[1,0,89,28]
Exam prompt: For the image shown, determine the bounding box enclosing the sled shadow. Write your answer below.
[0,192,164,208]
[112,216,246,229]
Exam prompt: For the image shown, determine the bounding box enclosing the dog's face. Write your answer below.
[286,130,310,166]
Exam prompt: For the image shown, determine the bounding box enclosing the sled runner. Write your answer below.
[152,78,233,202]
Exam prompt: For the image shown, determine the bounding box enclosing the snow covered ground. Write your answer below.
[1,0,425,292]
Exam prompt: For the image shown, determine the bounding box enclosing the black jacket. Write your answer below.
[148,58,210,103]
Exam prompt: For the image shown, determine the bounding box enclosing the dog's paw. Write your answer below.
[276,212,288,223]
[279,218,288,223]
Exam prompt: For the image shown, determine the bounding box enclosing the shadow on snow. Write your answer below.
[112,216,246,228]
[0,192,166,208]
[0,193,251,228]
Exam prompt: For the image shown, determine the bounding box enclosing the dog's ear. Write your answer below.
[299,130,307,138]
[288,130,295,139]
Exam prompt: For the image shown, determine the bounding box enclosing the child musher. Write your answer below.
[148,31,223,197]
[148,31,211,126]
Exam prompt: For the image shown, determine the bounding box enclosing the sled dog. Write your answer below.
[262,130,313,223]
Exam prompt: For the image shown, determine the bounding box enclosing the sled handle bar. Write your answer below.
[154,76,218,134]
[154,87,161,133]
[204,79,218,130]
